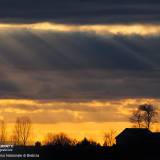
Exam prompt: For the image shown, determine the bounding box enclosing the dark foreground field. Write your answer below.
[4,145,160,160]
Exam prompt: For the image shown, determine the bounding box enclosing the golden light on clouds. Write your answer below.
[0,22,160,35]
[0,98,159,116]
[0,98,159,143]
[0,98,133,144]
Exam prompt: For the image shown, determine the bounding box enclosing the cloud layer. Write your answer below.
[0,29,160,99]
[1,23,160,36]
[1,1,160,141]
[1,98,160,123]
[0,0,160,24]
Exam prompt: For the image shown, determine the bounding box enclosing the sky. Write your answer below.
[0,0,160,143]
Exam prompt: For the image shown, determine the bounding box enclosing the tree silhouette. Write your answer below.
[0,120,7,144]
[13,117,32,146]
[35,141,42,147]
[103,130,116,146]
[77,137,100,148]
[139,104,158,129]
[130,104,158,130]
[130,110,143,128]
[44,133,75,146]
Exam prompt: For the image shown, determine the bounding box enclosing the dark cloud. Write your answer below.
[0,30,159,71]
[0,0,160,24]
[0,30,160,99]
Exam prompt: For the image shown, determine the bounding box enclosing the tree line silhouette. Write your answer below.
[0,118,117,147]
[0,118,116,147]
[0,103,159,160]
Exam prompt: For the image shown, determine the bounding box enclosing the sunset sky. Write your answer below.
[0,0,160,143]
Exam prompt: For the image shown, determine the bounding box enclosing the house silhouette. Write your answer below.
[116,128,160,148]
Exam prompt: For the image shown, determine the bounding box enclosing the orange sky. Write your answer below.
[1,98,160,144]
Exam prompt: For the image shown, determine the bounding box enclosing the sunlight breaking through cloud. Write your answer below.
[0,98,159,123]
[0,22,160,36]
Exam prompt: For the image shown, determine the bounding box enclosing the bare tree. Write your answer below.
[129,104,158,130]
[103,130,116,147]
[0,120,7,144]
[13,117,32,146]
[44,132,75,146]
[139,104,158,130]
[130,110,143,128]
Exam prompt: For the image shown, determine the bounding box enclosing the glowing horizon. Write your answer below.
[0,98,160,144]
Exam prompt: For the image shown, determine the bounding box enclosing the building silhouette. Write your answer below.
[116,128,160,148]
